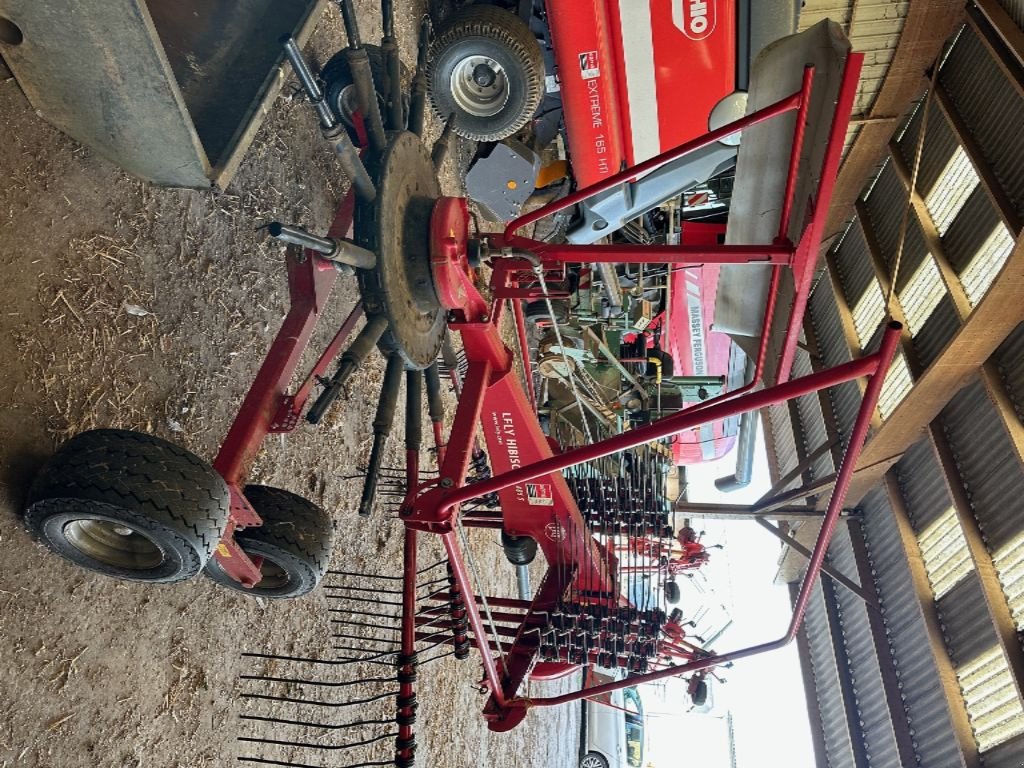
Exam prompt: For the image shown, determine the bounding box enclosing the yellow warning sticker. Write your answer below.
[216,543,231,558]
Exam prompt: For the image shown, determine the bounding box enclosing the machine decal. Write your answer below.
[527,483,555,506]
[673,0,717,40]
[578,50,601,79]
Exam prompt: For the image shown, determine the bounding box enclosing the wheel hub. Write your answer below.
[62,518,164,570]
[450,55,509,118]
[355,131,447,370]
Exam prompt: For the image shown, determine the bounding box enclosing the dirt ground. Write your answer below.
[0,3,578,767]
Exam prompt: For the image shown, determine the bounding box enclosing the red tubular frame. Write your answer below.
[398,50,883,727]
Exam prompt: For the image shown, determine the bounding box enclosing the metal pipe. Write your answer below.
[509,300,537,410]
[322,124,377,203]
[337,0,363,48]
[408,19,430,137]
[306,314,388,424]
[435,329,900,513]
[280,35,335,130]
[522,322,902,709]
[267,222,376,269]
[345,46,387,152]
[267,222,335,254]
[360,354,405,516]
[516,566,531,601]
[381,0,404,130]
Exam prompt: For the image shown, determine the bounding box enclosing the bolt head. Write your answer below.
[440,478,454,488]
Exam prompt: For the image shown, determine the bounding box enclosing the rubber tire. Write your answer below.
[428,6,544,142]
[203,485,333,599]
[322,44,409,142]
[580,753,609,768]
[25,429,230,584]
[664,580,681,605]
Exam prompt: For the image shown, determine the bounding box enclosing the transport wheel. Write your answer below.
[203,485,333,599]
[24,429,230,583]
[664,580,681,605]
[428,5,544,142]
[322,44,409,143]
[580,753,609,768]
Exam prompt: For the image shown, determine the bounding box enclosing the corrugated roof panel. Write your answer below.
[834,219,875,303]
[961,222,1014,305]
[918,507,974,599]
[793,346,833,481]
[878,348,912,419]
[981,731,1024,768]
[991,530,1024,633]
[943,185,1000,273]
[999,0,1024,33]
[937,574,997,668]
[941,380,1024,554]
[911,294,961,369]
[804,577,857,768]
[899,255,945,335]
[860,488,969,768]
[924,146,980,236]
[829,524,903,768]
[897,95,961,206]
[853,279,887,349]
[864,162,908,270]
[896,438,972,599]
[939,25,1024,224]
[995,322,1024,423]
[941,381,1024,636]
[954,644,1024,751]
[768,402,799,483]
[809,273,858,453]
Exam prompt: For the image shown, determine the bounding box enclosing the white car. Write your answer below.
[581,685,645,768]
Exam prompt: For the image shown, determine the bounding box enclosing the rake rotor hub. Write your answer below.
[355,131,446,370]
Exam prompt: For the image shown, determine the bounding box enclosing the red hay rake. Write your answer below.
[232,12,899,767]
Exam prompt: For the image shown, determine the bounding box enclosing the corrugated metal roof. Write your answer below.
[940,380,1024,554]
[954,644,1024,751]
[809,275,860,452]
[1000,0,1024,34]
[768,401,800,484]
[941,380,1024,636]
[995,322,1024,423]
[804,576,859,768]
[878,349,913,419]
[939,25,1024,224]
[961,221,1014,304]
[911,295,961,369]
[937,574,998,667]
[896,96,962,206]
[793,345,835,480]
[980,730,1024,768]
[829,524,904,768]
[860,488,969,768]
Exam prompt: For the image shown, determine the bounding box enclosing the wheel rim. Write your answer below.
[62,519,164,570]
[256,557,291,590]
[449,55,509,118]
[333,83,361,128]
[581,755,605,768]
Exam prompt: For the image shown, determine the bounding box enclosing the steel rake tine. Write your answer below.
[239,730,397,751]
[238,756,395,768]
[239,714,394,730]
[241,688,397,709]
[240,672,395,687]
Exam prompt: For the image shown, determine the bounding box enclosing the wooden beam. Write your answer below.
[824,0,965,247]
[845,230,1024,504]
[882,473,981,768]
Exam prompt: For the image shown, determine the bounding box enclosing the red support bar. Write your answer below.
[519,321,901,710]
[500,88,806,247]
[777,66,816,243]
[510,299,536,411]
[530,243,794,265]
[427,337,890,517]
